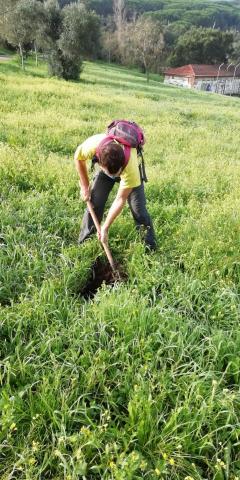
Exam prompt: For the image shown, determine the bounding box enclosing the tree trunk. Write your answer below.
[143,57,149,82]
[113,0,126,53]
[19,42,24,70]
[34,42,38,67]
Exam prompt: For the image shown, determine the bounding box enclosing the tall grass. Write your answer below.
[0,57,240,479]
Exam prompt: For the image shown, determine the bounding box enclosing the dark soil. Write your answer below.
[80,257,126,299]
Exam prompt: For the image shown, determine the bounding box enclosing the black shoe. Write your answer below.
[145,242,157,253]
[78,235,93,245]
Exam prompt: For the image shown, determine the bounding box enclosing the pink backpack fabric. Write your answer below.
[96,120,145,168]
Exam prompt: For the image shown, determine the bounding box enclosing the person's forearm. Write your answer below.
[75,159,89,189]
[75,158,90,201]
[104,197,126,229]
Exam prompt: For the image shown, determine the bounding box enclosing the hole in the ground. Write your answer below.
[80,257,127,299]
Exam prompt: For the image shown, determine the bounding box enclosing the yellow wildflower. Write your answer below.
[130,451,139,460]
[80,426,91,436]
[10,423,17,431]
[32,441,40,452]
[155,468,161,476]
[54,449,61,457]
[75,448,82,460]
[140,460,147,471]
[169,458,175,466]
[216,458,226,468]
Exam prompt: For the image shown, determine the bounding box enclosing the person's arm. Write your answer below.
[99,186,132,243]
[74,150,90,201]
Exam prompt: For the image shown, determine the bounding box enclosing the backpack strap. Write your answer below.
[138,148,148,183]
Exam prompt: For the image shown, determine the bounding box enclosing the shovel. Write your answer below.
[87,200,118,276]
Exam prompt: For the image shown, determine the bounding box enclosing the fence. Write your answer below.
[196,79,240,96]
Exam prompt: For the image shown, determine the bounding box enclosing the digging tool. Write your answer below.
[87,200,117,274]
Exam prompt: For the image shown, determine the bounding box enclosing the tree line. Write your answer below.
[0,0,239,81]
[0,0,100,79]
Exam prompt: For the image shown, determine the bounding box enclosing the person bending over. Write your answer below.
[74,132,156,250]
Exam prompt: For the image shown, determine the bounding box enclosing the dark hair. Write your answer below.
[99,142,125,175]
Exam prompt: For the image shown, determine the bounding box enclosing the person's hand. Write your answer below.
[98,225,108,244]
[80,183,90,202]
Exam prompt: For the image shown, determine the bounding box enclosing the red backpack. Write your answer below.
[94,120,147,181]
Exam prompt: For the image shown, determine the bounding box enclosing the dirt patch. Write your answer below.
[80,257,127,299]
[0,55,11,61]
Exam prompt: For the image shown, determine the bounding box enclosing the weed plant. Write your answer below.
[0,58,240,479]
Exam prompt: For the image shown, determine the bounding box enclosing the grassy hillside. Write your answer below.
[0,58,240,479]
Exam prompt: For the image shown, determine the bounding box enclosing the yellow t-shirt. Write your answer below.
[75,134,141,189]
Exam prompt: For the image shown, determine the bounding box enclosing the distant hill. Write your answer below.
[60,0,240,30]
[149,0,240,30]
[59,0,240,30]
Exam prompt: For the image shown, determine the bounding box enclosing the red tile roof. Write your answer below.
[165,64,240,78]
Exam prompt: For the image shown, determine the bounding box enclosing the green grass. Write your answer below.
[0,57,240,480]
[0,46,13,56]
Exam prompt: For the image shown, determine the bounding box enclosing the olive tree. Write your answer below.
[2,0,46,69]
[59,2,100,60]
[40,0,100,80]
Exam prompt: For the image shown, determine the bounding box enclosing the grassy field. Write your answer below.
[0,56,240,480]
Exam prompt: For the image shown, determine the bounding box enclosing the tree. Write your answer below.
[124,16,164,81]
[113,0,126,43]
[0,1,14,45]
[59,2,100,60]
[2,0,46,69]
[36,0,63,75]
[58,2,100,80]
[169,27,234,66]
[101,16,119,63]
[37,0,100,80]
[230,30,240,63]
[26,1,47,66]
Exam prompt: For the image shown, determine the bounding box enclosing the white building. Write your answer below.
[164,64,240,95]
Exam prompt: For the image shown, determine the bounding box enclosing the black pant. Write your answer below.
[79,171,156,249]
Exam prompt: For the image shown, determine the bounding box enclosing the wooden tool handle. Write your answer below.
[102,242,116,272]
[87,201,116,271]
[87,200,101,234]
